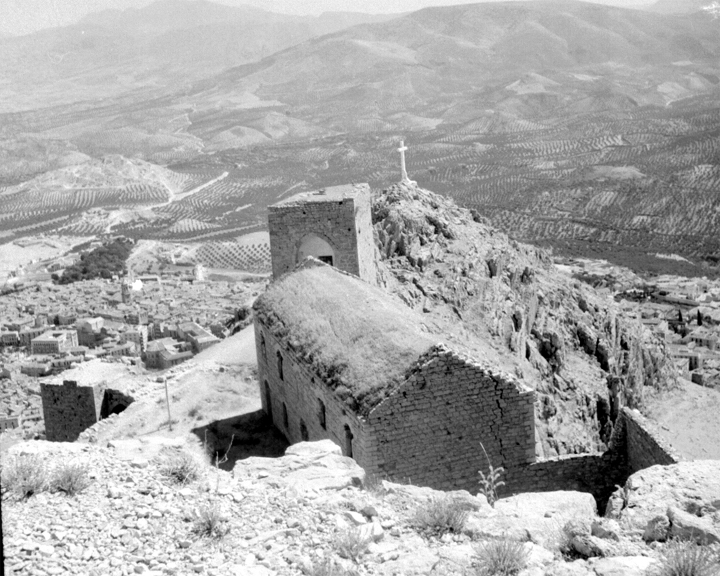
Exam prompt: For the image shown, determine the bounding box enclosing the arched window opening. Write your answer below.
[344,424,354,458]
[276,351,284,381]
[318,399,326,430]
[300,420,309,441]
[282,403,289,429]
[297,234,335,267]
[264,381,272,420]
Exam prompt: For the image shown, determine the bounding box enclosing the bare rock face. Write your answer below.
[372,183,678,457]
[234,439,364,492]
[468,491,597,547]
[606,461,720,544]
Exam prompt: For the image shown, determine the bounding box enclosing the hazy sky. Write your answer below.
[1,0,654,37]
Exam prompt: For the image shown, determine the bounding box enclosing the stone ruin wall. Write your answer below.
[267,185,377,284]
[41,380,105,442]
[616,407,680,474]
[367,346,536,493]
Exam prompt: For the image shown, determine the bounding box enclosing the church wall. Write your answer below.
[255,319,373,466]
[366,346,536,492]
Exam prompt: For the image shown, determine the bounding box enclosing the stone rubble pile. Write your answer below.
[3,440,718,576]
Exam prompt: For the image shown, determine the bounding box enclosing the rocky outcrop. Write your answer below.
[372,182,678,457]
[6,439,717,576]
[606,460,720,545]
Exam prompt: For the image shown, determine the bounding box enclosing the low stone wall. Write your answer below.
[505,451,626,509]
[616,407,680,474]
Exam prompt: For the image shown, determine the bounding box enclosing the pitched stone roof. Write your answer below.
[254,265,440,415]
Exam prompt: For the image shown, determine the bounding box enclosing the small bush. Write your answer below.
[51,462,91,496]
[335,528,371,562]
[1,454,48,499]
[308,557,360,576]
[192,502,229,539]
[478,443,505,507]
[158,449,203,485]
[475,539,529,576]
[655,539,720,576]
[411,496,469,536]
[362,471,387,495]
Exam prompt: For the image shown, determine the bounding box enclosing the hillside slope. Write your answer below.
[372,182,677,457]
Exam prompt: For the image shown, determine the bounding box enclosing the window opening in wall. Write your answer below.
[318,255,334,266]
[344,424,353,458]
[260,334,266,361]
[318,399,326,429]
[300,420,309,441]
[277,351,284,380]
[264,381,272,420]
[283,403,288,429]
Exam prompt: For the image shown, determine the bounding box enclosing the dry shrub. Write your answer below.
[51,462,91,496]
[474,538,529,576]
[158,448,203,485]
[192,502,229,539]
[411,495,469,536]
[334,527,371,562]
[1,454,48,499]
[655,539,720,576]
[308,557,360,576]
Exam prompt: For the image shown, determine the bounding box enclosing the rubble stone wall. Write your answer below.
[41,380,104,442]
[268,185,377,284]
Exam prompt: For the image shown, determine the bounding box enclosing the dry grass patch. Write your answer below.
[335,527,371,562]
[654,540,720,576]
[1,454,48,500]
[51,462,91,496]
[157,448,204,485]
[411,495,469,536]
[192,502,229,539]
[474,539,529,576]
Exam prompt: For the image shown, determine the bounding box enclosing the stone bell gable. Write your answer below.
[267,183,377,285]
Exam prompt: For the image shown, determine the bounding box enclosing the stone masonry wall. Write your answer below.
[367,345,536,492]
[41,380,105,442]
[255,320,373,467]
[615,407,680,474]
[268,184,377,285]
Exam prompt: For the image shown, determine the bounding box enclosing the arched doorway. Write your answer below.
[297,234,335,266]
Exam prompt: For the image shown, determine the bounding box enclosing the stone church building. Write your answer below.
[255,178,679,501]
[254,182,538,493]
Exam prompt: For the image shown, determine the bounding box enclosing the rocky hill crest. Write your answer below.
[372,182,678,457]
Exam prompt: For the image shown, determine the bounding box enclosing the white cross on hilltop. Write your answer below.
[397,140,416,185]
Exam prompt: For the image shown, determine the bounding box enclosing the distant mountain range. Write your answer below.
[0,0,398,112]
[647,0,716,13]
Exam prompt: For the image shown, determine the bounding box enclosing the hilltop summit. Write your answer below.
[371,182,677,457]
